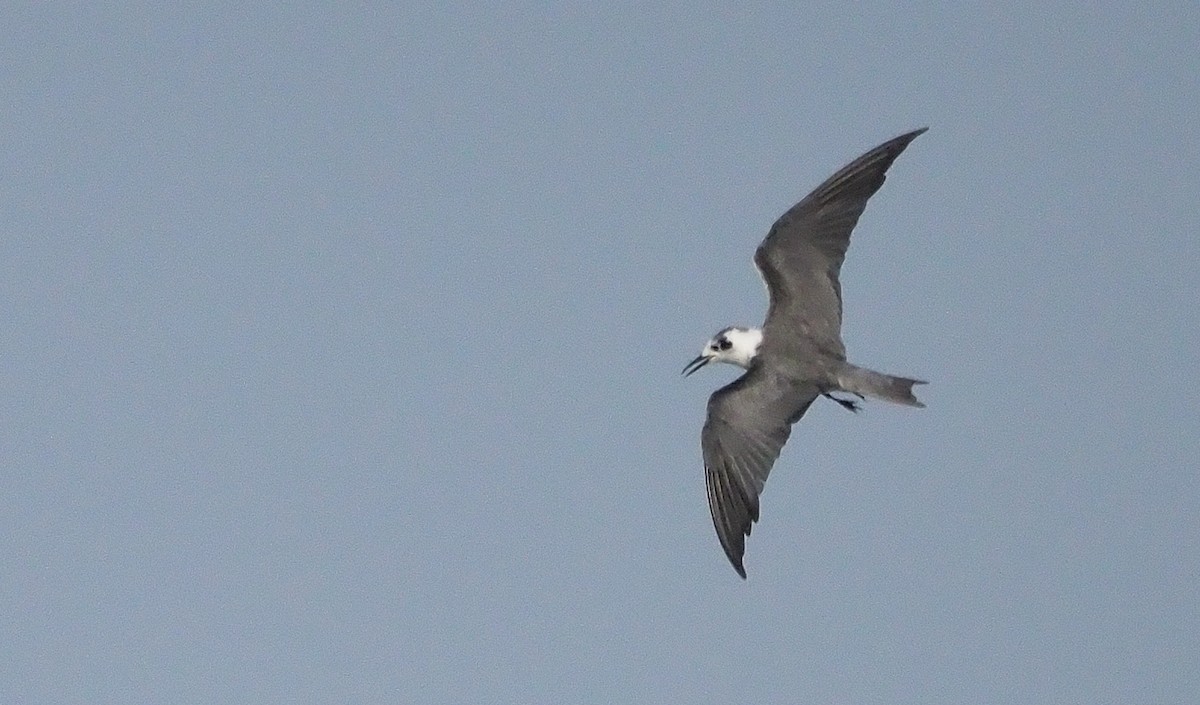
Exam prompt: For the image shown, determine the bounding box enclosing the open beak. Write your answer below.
[681,354,712,377]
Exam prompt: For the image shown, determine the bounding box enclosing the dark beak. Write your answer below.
[681,354,711,377]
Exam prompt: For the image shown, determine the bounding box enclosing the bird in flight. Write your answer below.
[682,128,929,578]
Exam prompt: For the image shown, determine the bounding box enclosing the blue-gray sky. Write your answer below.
[3,3,1197,703]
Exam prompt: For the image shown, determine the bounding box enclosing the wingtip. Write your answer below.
[895,126,929,145]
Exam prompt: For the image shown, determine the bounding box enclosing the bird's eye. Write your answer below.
[718,339,732,351]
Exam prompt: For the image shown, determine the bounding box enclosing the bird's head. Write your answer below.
[682,326,763,376]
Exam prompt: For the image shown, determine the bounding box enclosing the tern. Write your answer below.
[682,128,928,578]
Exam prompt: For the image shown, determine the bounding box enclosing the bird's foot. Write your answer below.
[824,393,863,413]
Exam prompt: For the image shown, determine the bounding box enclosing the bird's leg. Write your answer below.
[823,392,864,413]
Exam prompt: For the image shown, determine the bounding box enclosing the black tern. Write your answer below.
[683,128,928,578]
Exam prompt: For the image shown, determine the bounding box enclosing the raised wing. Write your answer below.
[701,365,820,578]
[755,128,927,356]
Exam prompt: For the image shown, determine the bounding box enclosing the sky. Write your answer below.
[2,2,1198,703]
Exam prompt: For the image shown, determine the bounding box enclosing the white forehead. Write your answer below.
[710,327,762,347]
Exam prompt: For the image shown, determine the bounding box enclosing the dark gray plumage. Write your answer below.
[686,129,929,578]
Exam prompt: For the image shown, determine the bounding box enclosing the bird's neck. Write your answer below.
[726,327,763,368]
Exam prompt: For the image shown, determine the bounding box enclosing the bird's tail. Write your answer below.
[836,364,926,408]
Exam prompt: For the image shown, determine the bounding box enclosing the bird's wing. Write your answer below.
[701,365,820,578]
[754,128,927,353]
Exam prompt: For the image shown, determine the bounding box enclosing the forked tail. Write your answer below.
[836,364,926,408]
